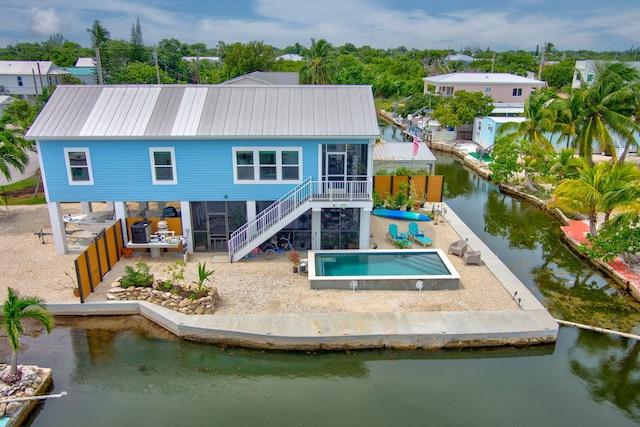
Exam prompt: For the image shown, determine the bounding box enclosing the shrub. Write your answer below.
[192,261,215,293]
[121,262,154,287]
[165,259,186,284]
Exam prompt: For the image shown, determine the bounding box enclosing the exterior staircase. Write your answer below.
[228,177,371,262]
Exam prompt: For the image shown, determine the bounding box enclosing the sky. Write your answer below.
[2,0,639,52]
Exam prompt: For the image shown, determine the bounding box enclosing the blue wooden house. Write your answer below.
[26,85,380,261]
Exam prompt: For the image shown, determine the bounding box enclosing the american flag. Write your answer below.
[412,135,420,157]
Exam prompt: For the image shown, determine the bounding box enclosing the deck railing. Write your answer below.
[228,178,371,260]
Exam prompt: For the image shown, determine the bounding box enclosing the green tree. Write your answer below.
[432,90,493,128]
[488,135,522,183]
[222,41,276,80]
[299,38,334,85]
[572,62,639,164]
[552,160,608,236]
[583,212,640,263]
[549,148,583,181]
[541,60,575,89]
[116,62,174,84]
[498,89,558,150]
[129,18,147,63]
[0,287,54,377]
[0,118,31,181]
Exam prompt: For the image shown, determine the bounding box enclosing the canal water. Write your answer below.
[18,145,640,427]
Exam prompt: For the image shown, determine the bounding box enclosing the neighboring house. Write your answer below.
[443,54,475,65]
[472,116,526,148]
[25,84,379,259]
[423,73,546,103]
[0,95,16,116]
[0,61,70,103]
[572,60,640,88]
[276,54,305,62]
[221,71,299,85]
[63,57,96,85]
[182,56,220,63]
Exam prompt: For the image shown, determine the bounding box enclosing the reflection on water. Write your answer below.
[435,152,640,331]
[17,317,638,427]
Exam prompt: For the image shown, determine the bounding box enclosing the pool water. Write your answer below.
[318,252,451,276]
[308,249,460,290]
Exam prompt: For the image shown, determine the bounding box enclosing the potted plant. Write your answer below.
[288,249,301,273]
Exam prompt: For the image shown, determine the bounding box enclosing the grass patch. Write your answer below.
[1,173,45,205]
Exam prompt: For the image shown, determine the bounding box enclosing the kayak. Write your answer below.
[371,209,431,221]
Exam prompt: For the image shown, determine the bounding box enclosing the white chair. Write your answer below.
[463,250,482,265]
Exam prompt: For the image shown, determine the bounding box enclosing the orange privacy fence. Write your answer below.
[74,219,125,303]
[373,175,444,203]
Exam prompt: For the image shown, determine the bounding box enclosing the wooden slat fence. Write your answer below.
[373,175,444,203]
[73,219,124,303]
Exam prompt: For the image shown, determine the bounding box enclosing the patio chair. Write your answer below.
[448,239,468,257]
[463,250,482,265]
[387,223,411,246]
[407,222,433,247]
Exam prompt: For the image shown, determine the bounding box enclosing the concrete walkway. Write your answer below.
[45,203,559,351]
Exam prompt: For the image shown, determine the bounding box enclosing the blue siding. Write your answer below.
[41,138,369,202]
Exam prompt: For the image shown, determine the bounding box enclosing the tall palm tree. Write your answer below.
[599,161,640,221]
[551,92,581,148]
[572,62,640,164]
[299,39,334,85]
[1,288,54,378]
[552,160,608,236]
[498,89,558,150]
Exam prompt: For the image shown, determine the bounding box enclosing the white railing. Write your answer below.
[228,178,371,260]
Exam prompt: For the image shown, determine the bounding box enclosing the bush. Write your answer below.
[121,262,154,287]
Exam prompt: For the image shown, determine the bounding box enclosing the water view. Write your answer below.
[17,148,640,426]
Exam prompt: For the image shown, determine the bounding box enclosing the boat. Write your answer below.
[371,209,431,221]
[63,211,115,233]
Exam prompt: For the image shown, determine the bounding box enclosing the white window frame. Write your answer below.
[232,147,302,184]
[17,76,23,87]
[64,148,94,185]
[149,147,177,185]
[512,88,522,97]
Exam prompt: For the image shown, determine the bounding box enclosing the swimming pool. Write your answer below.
[308,249,460,290]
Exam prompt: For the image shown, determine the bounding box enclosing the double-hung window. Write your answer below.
[64,148,93,185]
[512,88,522,96]
[150,147,177,184]
[233,148,301,183]
[17,76,23,87]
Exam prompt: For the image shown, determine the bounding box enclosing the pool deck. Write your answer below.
[44,204,559,350]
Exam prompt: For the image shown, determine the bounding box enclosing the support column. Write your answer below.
[180,201,193,254]
[311,208,322,250]
[114,202,128,243]
[359,207,372,249]
[80,201,92,213]
[47,202,68,254]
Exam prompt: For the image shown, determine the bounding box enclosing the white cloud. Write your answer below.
[27,7,66,37]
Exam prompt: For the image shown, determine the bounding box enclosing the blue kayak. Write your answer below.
[371,209,431,221]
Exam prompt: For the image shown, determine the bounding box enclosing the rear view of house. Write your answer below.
[26,84,380,260]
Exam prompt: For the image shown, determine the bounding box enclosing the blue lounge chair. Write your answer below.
[408,222,432,247]
[387,223,411,246]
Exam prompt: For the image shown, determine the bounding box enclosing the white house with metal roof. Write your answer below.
[0,61,69,103]
[26,84,379,260]
[423,73,546,103]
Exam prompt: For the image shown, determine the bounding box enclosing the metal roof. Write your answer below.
[0,61,56,75]
[373,142,436,161]
[423,73,545,86]
[221,72,299,86]
[26,84,379,140]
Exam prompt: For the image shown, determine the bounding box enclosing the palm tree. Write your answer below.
[552,160,608,236]
[498,89,558,150]
[1,287,54,378]
[549,148,583,181]
[551,92,581,148]
[299,39,334,85]
[572,62,640,164]
[0,119,31,181]
[599,161,640,221]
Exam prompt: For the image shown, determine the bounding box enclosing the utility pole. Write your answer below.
[94,48,104,85]
[153,48,161,84]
